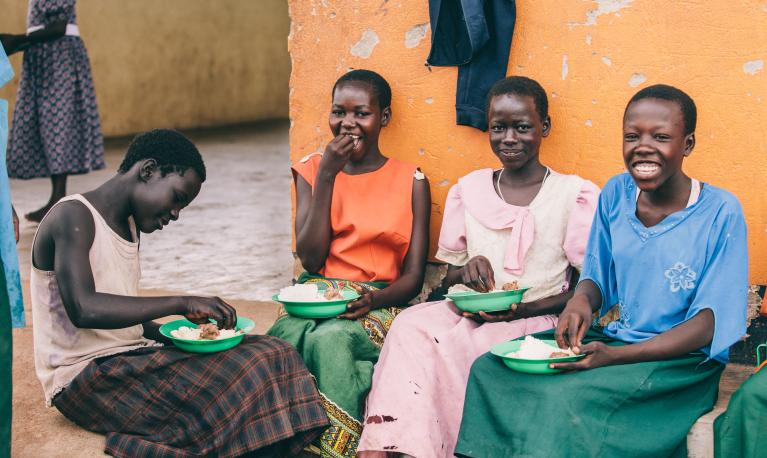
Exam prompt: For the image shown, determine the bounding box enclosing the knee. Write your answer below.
[304,320,355,350]
[387,306,432,340]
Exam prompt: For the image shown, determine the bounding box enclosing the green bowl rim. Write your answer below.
[159,317,254,344]
[490,339,586,363]
[271,290,360,306]
[445,287,531,300]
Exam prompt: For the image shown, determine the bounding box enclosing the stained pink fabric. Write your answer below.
[358,301,557,458]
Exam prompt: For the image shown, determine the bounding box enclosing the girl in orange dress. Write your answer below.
[267,69,430,457]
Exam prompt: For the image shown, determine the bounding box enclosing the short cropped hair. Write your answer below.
[118,129,206,182]
[332,69,392,110]
[487,76,549,122]
[625,84,697,135]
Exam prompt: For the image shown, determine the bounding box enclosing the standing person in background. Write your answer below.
[8,0,105,223]
[0,38,28,458]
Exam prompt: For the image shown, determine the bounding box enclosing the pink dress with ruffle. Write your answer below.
[358,168,599,458]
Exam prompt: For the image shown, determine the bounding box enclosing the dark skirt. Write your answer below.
[8,36,104,179]
[54,335,329,458]
[455,329,724,458]
[714,368,767,458]
[0,262,11,458]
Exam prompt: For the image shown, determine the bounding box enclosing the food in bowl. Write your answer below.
[323,287,344,300]
[278,284,354,302]
[447,280,522,294]
[198,323,220,339]
[501,281,519,291]
[170,324,241,341]
[507,335,576,360]
[278,284,322,301]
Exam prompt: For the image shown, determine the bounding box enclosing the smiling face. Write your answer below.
[329,81,391,162]
[488,93,550,171]
[131,161,202,233]
[623,98,694,191]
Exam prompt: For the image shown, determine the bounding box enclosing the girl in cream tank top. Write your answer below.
[31,195,157,406]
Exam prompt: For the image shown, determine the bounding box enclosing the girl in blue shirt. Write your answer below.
[454,85,749,458]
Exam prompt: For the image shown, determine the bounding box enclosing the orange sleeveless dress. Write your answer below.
[292,154,417,283]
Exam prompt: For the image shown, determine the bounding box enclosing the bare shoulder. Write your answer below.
[33,201,96,270]
[43,200,96,239]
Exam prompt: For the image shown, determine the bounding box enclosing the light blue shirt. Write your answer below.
[582,173,748,363]
[0,44,24,328]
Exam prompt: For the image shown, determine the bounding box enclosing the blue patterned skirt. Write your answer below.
[8,36,104,179]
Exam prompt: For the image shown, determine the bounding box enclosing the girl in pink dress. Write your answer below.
[357,76,600,458]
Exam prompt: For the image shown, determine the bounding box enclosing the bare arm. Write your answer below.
[552,279,715,370]
[294,172,334,273]
[25,20,67,45]
[339,177,431,318]
[0,20,69,58]
[294,136,355,273]
[41,202,237,329]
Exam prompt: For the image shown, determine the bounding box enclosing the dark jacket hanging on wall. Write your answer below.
[426,0,516,131]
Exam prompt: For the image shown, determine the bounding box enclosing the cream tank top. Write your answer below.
[31,195,157,406]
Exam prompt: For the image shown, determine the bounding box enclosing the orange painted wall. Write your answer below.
[288,0,767,282]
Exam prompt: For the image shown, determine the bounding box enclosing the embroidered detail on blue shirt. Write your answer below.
[664,262,697,293]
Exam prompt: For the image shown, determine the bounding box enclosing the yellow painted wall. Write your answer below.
[0,0,290,137]
[288,0,767,282]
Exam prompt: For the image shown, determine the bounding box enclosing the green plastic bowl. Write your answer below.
[159,316,254,353]
[273,289,360,319]
[490,339,585,375]
[445,287,530,313]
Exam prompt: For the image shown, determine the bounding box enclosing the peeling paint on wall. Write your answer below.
[628,73,647,87]
[289,0,767,281]
[562,55,569,80]
[405,23,429,49]
[350,29,380,58]
[425,98,434,104]
[743,59,764,75]
[573,0,633,27]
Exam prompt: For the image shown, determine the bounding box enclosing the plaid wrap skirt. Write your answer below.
[54,335,329,457]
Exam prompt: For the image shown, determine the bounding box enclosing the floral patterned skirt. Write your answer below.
[267,275,402,458]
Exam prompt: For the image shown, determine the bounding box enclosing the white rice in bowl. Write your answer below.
[278,284,321,301]
[170,326,241,341]
[507,335,575,360]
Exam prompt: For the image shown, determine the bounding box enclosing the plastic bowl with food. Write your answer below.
[445,286,531,313]
[273,284,361,318]
[490,336,585,375]
[159,317,254,353]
